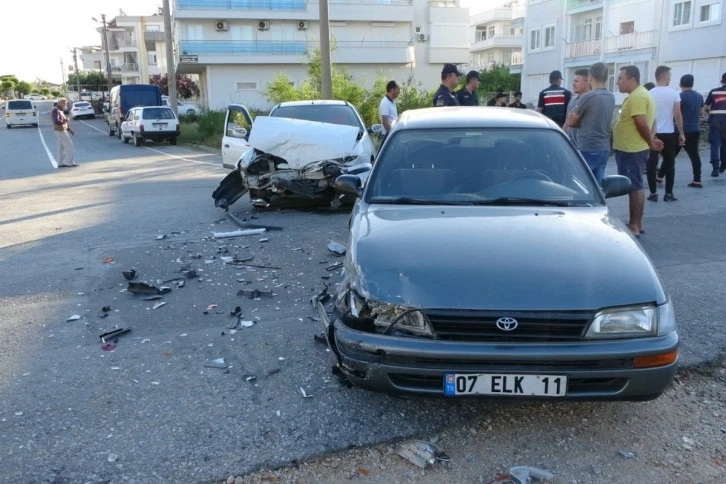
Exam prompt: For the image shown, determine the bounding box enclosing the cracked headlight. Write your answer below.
[368,301,434,337]
[585,305,659,338]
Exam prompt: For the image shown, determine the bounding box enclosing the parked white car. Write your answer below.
[162,96,202,116]
[213,100,378,208]
[24,93,46,101]
[120,106,180,146]
[3,99,38,128]
[70,101,96,120]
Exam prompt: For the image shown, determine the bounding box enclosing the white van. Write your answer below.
[3,99,38,128]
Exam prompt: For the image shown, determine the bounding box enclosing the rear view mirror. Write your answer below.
[228,126,247,139]
[601,175,632,199]
[334,174,363,198]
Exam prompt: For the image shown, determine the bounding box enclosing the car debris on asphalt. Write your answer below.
[152,301,167,310]
[298,386,313,398]
[204,358,229,369]
[127,282,171,296]
[66,315,81,322]
[212,228,266,239]
[237,288,274,299]
[502,466,555,484]
[122,269,137,280]
[395,439,450,469]
[327,240,346,256]
[100,327,132,344]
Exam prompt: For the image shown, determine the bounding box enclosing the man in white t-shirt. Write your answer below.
[379,80,400,135]
[647,65,685,202]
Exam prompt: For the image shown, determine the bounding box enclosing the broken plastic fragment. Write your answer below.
[108,453,118,463]
[103,258,114,264]
[127,282,163,295]
[101,343,116,351]
[204,358,228,369]
[155,234,167,240]
[212,228,266,239]
[509,466,555,483]
[66,315,81,322]
[141,295,162,301]
[259,238,269,243]
[237,289,273,299]
[245,375,257,382]
[396,440,438,469]
[618,450,635,459]
[122,269,137,281]
[102,306,111,313]
[207,304,218,311]
[100,327,132,343]
[327,240,346,256]
[184,270,198,279]
[240,320,255,328]
[152,301,167,310]
[299,386,313,398]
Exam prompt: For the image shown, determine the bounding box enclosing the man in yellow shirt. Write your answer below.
[613,66,663,237]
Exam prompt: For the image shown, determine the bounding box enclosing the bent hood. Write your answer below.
[247,116,360,168]
[349,206,665,311]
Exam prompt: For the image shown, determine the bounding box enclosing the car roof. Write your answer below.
[276,100,351,108]
[394,107,560,130]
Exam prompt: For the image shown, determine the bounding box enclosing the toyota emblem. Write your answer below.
[496,317,519,331]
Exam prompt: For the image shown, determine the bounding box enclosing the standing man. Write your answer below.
[433,64,462,107]
[509,91,527,109]
[704,72,726,177]
[379,80,400,135]
[456,70,480,106]
[52,98,77,168]
[613,66,662,238]
[564,68,591,148]
[563,62,615,184]
[537,70,572,127]
[647,65,685,202]
[675,74,705,187]
[487,88,504,106]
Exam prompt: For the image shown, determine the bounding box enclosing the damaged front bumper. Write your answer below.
[317,301,678,401]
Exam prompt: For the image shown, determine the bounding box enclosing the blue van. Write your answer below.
[107,84,162,138]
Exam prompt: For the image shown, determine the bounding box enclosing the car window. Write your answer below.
[366,128,601,206]
[226,110,251,138]
[74,102,90,108]
[8,100,33,110]
[142,108,175,120]
[270,105,361,128]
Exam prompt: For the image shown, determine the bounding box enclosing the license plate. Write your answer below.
[16,112,26,116]
[152,123,167,128]
[444,373,567,397]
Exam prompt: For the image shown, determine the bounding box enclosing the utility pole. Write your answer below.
[99,14,114,95]
[72,48,82,100]
[163,0,177,115]
[318,0,333,99]
[60,57,67,96]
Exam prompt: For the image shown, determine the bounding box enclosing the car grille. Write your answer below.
[424,309,593,342]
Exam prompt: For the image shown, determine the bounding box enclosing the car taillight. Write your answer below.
[33,112,37,116]
[176,124,180,131]
[139,125,144,132]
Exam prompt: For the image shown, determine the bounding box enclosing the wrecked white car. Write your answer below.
[213,100,379,209]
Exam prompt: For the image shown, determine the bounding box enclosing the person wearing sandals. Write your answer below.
[674,74,705,188]
[646,66,685,202]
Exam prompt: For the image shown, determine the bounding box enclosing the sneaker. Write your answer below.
[663,193,678,202]
[70,162,79,167]
[687,181,703,188]
[712,163,720,177]
[647,193,658,202]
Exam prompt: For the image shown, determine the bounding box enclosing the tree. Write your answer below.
[51,90,61,98]
[40,88,50,96]
[67,71,108,91]
[16,81,32,96]
[1,75,18,97]
[149,74,200,99]
[473,64,520,98]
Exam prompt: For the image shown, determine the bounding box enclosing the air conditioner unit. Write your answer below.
[297,20,308,30]
[215,20,228,32]
[258,20,270,31]
[417,33,427,42]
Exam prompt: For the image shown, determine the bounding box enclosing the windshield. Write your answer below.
[8,100,33,110]
[74,102,90,108]
[270,104,361,128]
[142,108,175,120]
[366,128,602,206]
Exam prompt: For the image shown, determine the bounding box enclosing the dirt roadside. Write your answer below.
[227,358,726,483]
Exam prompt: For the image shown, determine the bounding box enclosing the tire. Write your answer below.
[186,109,195,116]
[33,123,38,128]
[169,137,177,145]
[123,135,129,144]
[5,124,9,129]
[116,123,121,139]
[90,115,95,119]
[134,136,143,147]
[108,125,114,136]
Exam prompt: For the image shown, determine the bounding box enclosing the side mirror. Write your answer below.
[334,174,363,198]
[369,124,385,135]
[601,175,632,199]
[228,127,247,139]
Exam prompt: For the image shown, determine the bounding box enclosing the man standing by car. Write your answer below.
[537,70,572,127]
[564,68,591,149]
[433,64,462,107]
[675,74,705,187]
[704,72,726,177]
[52,98,77,168]
[563,63,615,184]
[613,66,662,238]
[456,71,480,106]
[379,80,400,135]
[509,91,527,109]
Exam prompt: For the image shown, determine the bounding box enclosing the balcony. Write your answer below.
[604,30,655,53]
[471,34,523,53]
[329,0,415,22]
[179,40,309,63]
[332,40,411,64]
[176,0,306,9]
[121,63,139,72]
[510,50,523,66]
[110,38,138,51]
[470,8,512,26]
[566,0,603,13]
[566,39,601,58]
[145,31,165,42]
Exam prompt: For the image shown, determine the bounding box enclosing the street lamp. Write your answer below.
[93,15,113,96]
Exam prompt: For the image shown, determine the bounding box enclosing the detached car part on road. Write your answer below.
[318,107,679,401]
[213,100,380,208]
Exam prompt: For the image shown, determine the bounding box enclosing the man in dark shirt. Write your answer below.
[674,74,704,186]
[456,70,480,106]
[487,88,504,106]
[433,64,462,107]
[509,91,527,109]
[705,72,726,176]
[537,70,572,127]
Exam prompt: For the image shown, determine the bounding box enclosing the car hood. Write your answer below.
[245,116,362,168]
[349,205,666,311]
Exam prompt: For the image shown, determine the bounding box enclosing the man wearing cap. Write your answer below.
[509,91,527,109]
[433,64,462,107]
[704,72,726,176]
[537,70,572,127]
[456,70,480,106]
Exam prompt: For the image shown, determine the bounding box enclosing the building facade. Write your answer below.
[519,0,725,105]
[468,2,524,72]
[173,0,471,111]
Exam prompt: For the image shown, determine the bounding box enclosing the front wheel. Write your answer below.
[134,135,143,147]
[32,123,38,128]
[116,123,121,139]
[169,137,177,145]
[122,135,129,144]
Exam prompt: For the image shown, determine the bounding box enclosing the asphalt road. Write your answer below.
[1,102,725,482]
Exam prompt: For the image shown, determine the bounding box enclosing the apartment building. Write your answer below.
[78,46,105,72]
[97,13,168,85]
[468,1,524,73]
[173,0,471,111]
[520,0,726,106]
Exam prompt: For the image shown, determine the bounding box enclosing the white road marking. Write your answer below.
[36,119,58,169]
[78,119,220,167]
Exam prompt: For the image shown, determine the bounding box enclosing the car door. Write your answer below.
[120,109,135,139]
[222,104,254,170]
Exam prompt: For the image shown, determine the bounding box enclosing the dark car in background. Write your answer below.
[320,107,679,401]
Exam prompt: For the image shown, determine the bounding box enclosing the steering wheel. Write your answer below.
[509,171,553,182]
